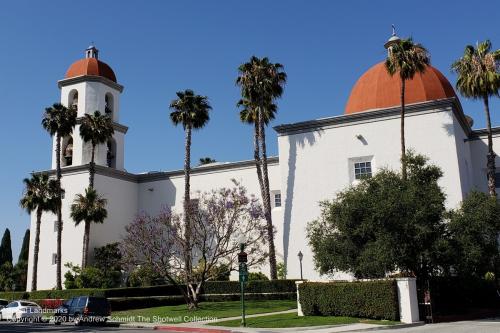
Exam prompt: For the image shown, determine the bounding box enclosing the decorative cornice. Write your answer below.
[36,157,279,184]
[75,117,128,134]
[273,98,471,137]
[57,75,124,93]
[466,127,500,141]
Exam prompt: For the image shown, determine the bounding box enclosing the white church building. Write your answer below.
[27,37,500,291]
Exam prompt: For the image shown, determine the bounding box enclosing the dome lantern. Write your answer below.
[384,24,401,54]
[85,44,99,59]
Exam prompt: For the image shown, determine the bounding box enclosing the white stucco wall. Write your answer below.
[276,106,470,281]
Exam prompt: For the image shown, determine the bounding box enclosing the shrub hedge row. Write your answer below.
[0,280,297,302]
[299,280,399,321]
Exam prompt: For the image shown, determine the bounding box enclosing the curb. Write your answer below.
[347,322,426,332]
[154,327,232,333]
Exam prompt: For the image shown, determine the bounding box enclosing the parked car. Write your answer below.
[0,299,8,310]
[54,296,111,325]
[0,300,42,322]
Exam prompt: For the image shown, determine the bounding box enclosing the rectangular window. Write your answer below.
[274,192,282,208]
[354,161,372,180]
[51,253,57,265]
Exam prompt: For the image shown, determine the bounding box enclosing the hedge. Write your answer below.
[0,280,297,302]
[299,280,399,321]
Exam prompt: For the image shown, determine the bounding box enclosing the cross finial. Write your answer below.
[391,24,396,36]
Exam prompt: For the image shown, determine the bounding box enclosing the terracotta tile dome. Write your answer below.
[345,62,457,114]
[65,57,117,83]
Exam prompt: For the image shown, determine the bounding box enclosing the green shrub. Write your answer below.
[248,272,269,281]
[0,291,29,300]
[29,288,105,300]
[203,280,297,294]
[299,280,399,321]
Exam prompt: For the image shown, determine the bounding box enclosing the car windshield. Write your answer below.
[20,302,38,307]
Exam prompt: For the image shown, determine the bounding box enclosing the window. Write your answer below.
[274,192,282,208]
[51,253,57,265]
[105,93,113,117]
[106,139,116,168]
[354,161,372,180]
[496,173,500,189]
[77,297,87,307]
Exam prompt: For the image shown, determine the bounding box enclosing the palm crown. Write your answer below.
[385,38,430,81]
[20,173,58,214]
[42,103,77,138]
[237,97,277,125]
[79,111,115,146]
[451,40,500,99]
[70,187,108,226]
[169,90,211,129]
[236,56,287,105]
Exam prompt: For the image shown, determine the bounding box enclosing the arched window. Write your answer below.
[106,139,116,168]
[62,136,73,167]
[105,93,113,118]
[68,90,78,111]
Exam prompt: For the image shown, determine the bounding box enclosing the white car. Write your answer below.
[0,300,42,322]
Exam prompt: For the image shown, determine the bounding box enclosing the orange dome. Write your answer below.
[65,58,117,83]
[345,62,457,114]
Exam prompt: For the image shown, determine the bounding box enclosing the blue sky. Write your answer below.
[0,0,499,261]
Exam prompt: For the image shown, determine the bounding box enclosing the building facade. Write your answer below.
[27,40,500,290]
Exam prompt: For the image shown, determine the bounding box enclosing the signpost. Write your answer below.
[238,242,248,327]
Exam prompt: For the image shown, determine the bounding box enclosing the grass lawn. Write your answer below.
[209,312,400,328]
[111,300,296,324]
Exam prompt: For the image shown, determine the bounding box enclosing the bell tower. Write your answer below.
[54,45,127,171]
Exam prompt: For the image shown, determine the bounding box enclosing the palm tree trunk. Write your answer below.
[89,144,96,189]
[400,79,407,181]
[258,103,278,280]
[484,95,497,197]
[55,133,63,290]
[31,208,42,291]
[82,221,90,268]
[183,125,193,283]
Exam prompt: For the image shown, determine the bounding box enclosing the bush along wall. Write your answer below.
[299,280,400,321]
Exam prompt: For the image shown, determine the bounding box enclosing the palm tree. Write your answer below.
[19,173,58,291]
[385,38,430,180]
[236,56,287,279]
[70,187,108,268]
[42,103,77,289]
[452,40,500,197]
[169,89,211,282]
[79,110,115,188]
[198,157,216,166]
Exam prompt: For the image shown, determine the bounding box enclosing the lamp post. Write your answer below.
[238,235,248,327]
[298,251,303,280]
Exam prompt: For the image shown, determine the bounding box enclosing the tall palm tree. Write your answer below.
[79,110,115,188]
[42,103,77,289]
[452,40,500,197]
[385,38,430,180]
[19,173,58,291]
[169,89,211,282]
[237,56,287,280]
[70,187,108,268]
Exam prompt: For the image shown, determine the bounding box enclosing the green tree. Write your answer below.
[79,110,115,188]
[236,56,287,279]
[70,187,108,268]
[385,38,430,180]
[42,102,77,289]
[307,153,446,280]
[452,40,500,196]
[198,157,216,166]
[18,229,30,263]
[0,229,13,267]
[447,191,500,278]
[20,173,58,290]
[93,242,122,288]
[169,89,212,285]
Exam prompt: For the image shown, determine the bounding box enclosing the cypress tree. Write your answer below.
[18,229,30,262]
[0,228,13,266]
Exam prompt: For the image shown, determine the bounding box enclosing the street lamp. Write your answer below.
[238,235,248,327]
[298,251,304,280]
